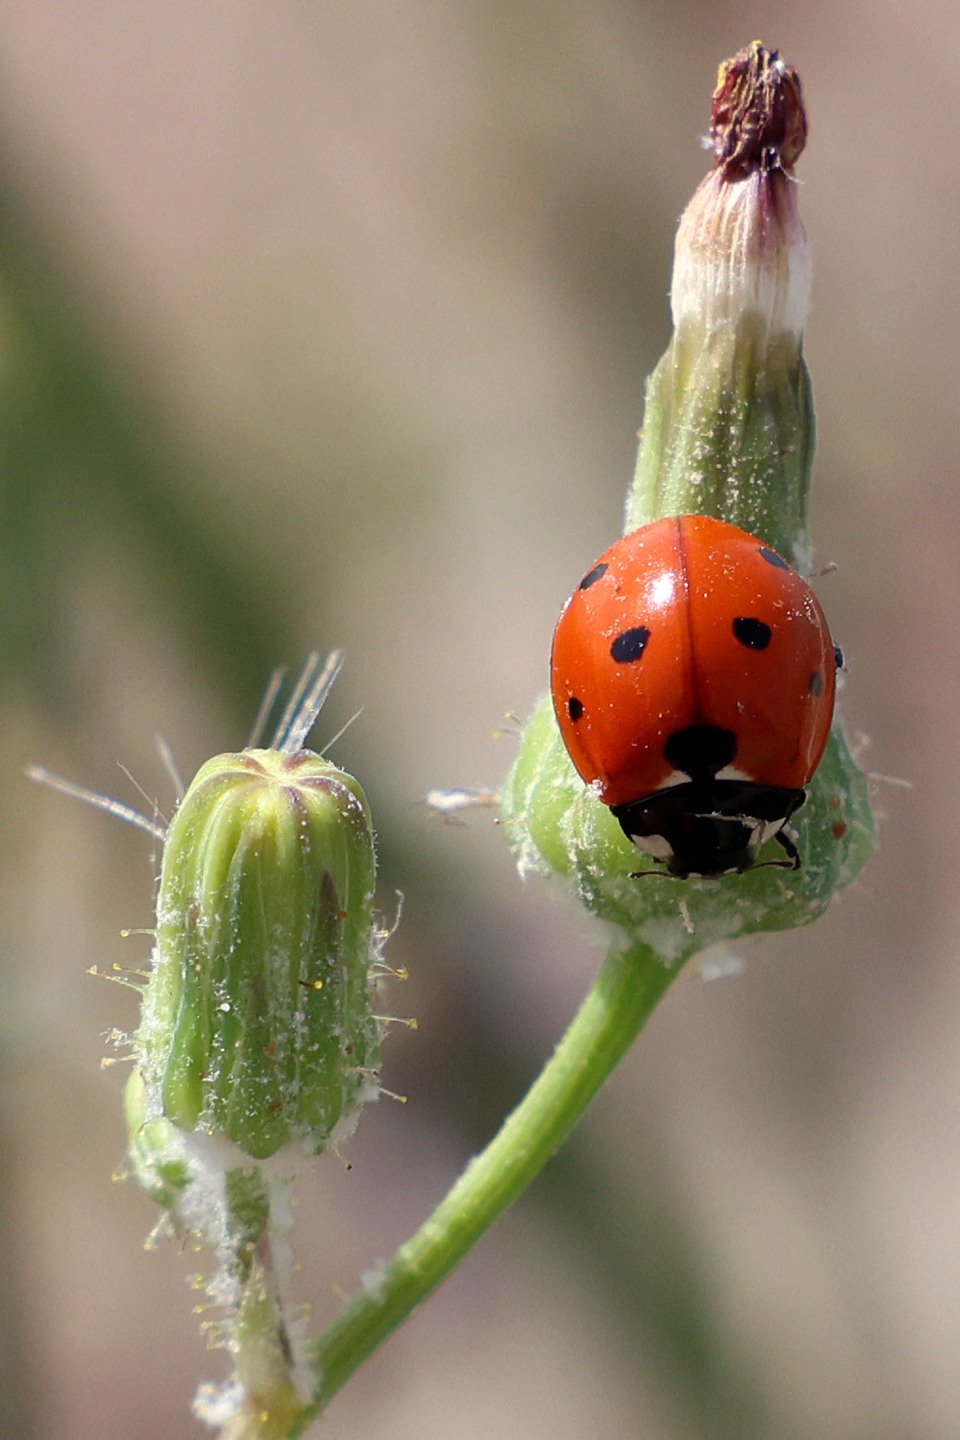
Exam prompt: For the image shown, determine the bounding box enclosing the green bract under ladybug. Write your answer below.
[551,515,838,878]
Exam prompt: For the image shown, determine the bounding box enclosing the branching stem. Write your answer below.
[293,938,689,1433]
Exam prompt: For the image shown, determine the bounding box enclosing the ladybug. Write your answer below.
[550,515,838,878]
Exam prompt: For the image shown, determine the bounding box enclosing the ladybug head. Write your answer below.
[610,780,806,878]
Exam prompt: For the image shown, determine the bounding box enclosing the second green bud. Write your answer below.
[136,748,381,1162]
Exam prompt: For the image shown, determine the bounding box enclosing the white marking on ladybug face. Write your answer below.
[656,771,690,791]
[658,763,753,791]
[631,833,675,861]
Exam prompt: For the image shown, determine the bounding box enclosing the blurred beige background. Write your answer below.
[0,3,949,1438]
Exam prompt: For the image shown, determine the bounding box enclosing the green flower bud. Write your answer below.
[626,41,813,559]
[501,42,876,945]
[136,747,380,1162]
[502,694,874,957]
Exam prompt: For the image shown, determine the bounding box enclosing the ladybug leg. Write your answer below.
[774,825,801,870]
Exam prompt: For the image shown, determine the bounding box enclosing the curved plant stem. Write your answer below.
[292,938,689,1434]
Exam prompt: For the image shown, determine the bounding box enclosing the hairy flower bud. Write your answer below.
[136,747,380,1162]
[670,42,810,342]
[627,41,815,559]
[502,693,874,959]
[32,653,389,1434]
[501,43,876,950]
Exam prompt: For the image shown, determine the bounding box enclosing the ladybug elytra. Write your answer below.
[550,515,837,878]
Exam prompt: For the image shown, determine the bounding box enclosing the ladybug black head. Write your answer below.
[610,780,806,878]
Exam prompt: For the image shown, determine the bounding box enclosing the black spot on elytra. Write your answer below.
[809,670,823,696]
[733,616,772,650]
[610,626,650,664]
[579,562,608,590]
[759,545,791,570]
[664,725,738,780]
[568,696,584,722]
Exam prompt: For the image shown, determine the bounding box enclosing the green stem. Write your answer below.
[292,938,688,1434]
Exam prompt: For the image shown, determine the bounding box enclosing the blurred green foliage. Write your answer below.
[0,163,287,715]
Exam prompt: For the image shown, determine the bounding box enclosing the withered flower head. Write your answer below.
[711,39,807,179]
[671,41,810,338]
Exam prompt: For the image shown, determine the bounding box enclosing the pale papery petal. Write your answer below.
[670,166,810,336]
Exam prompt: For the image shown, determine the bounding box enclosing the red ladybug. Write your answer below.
[551,515,837,877]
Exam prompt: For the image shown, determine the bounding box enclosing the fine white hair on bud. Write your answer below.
[670,42,811,339]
